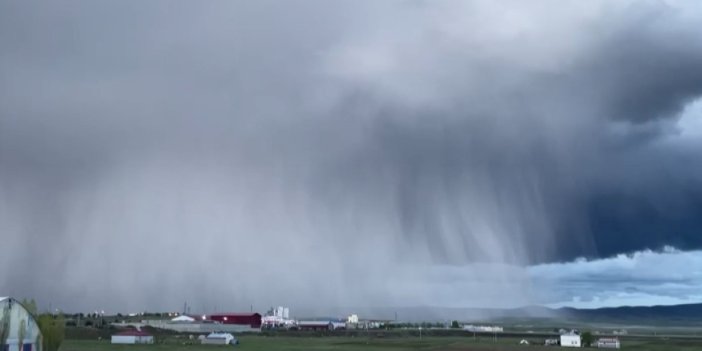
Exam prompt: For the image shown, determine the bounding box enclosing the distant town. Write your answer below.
[7,296,673,350]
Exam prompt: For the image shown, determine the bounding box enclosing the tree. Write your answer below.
[21,299,38,315]
[581,331,593,347]
[38,314,65,351]
[450,320,460,329]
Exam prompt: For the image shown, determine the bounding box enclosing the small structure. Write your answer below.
[201,332,238,345]
[0,297,43,351]
[596,338,620,349]
[111,329,154,344]
[347,314,359,324]
[520,339,529,345]
[560,334,581,348]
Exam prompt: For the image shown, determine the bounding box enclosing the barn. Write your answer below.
[208,313,261,328]
[111,329,154,344]
[0,297,43,351]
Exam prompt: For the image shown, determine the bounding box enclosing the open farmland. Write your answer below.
[59,334,702,351]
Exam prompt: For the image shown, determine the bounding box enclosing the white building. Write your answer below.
[266,306,289,319]
[262,306,294,327]
[0,297,43,351]
[596,338,620,349]
[347,314,359,324]
[560,334,581,348]
[111,330,154,344]
[201,332,237,345]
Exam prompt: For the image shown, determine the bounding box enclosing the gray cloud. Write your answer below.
[1,0,702,313]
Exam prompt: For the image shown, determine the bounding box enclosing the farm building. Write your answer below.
[111,329,154,344]
[208,313,261,328]
[596,338,620,348]
[560,334,581,347]
[0,297,43,351]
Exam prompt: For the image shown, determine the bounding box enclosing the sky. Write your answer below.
[1,0,702,315]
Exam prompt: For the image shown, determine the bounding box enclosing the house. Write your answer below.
[560,334,581,348]
[0,297,43,351]
[111,329,154,344]
[596,338,620,349]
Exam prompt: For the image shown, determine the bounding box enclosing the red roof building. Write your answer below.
[209,313,262,328]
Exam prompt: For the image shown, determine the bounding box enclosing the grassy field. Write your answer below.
[59,335,702,351]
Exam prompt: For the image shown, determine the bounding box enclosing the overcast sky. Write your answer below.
[1,0,702,314]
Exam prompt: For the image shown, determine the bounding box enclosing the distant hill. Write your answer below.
[328,303,702,324]
[557,303,702,323]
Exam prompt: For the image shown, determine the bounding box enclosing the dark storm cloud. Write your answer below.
[1,0,702,312]
[581,4,702,124]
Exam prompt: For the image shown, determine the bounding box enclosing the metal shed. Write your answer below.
[0,297,43,351]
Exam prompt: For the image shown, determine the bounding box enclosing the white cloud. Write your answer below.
[529,248,702,308]
[677,98,702,139]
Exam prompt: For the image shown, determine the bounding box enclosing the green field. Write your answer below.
[59,335,702,351]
